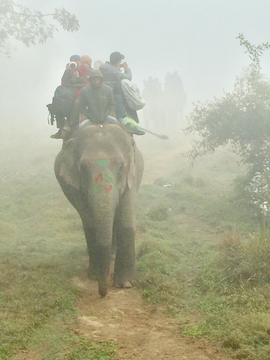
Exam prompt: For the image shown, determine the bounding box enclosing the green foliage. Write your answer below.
[237,33,270,70]
[61,340,115,360]
[136,146,270,359]
[245,141,270,226]
[0,0,79,56]
[0,172,115,360]
[185,34,270,181]
[197,231,270,292]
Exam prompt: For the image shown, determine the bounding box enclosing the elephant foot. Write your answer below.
[114,280,133,289]
[98,280,107,297]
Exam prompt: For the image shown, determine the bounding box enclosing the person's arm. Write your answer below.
[118,63,132,81]
[78,88,89,117]
[61,69,73,85]
[105,88,116,118]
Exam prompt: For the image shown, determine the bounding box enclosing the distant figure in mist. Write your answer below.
[94,60,104,70]
[142,77,163,129]
[163,71,187,128]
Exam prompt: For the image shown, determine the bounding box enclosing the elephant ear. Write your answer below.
[55,139,80,190]
[127,141,136,190]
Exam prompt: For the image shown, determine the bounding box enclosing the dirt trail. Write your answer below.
[72,138,232,359]
[73,277,230,360]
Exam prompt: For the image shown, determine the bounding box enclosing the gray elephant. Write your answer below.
[54,123,144,296]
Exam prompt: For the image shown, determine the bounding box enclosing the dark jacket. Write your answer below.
[61,65,89,87]
[79,82,115,124]
[61,65,89,98]
[99,62,132,93]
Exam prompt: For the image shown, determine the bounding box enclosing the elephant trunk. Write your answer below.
[91,204,115,297]
[95,243,111,297]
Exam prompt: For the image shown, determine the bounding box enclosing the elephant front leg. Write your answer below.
[83,225,99,280]
[113,223,136,287]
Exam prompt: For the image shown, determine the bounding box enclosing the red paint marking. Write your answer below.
[87,161,94,167]
[104,184,113,194]
[110,160,118,167]
[95,173,103,182]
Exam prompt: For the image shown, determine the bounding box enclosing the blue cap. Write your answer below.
[70,54,81,61]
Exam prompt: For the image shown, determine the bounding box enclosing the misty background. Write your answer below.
[1,0,270,164]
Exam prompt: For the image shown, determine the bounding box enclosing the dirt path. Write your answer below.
[73,277,230,360]
[72,138,232,359]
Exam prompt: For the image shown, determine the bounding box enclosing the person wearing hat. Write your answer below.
[81,55,92,77]
[51,55,90,139]
[93,59,104,70]
[79,69,115,125]
[81,55,92,67]
[79,69,145,135]
[100,52,131,94]
[99,52,144,135]
[61,54,89,89]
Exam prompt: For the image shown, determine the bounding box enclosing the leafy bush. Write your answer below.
[196,230,270,293]
[185,34,270,180]
[245,140,270,226]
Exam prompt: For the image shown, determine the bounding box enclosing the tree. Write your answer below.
[185,35,270,223]
[0,0,79,56]
[185,34,270,176]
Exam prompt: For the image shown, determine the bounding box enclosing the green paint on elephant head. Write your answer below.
[94,172,114,194]
[97,159,108,167]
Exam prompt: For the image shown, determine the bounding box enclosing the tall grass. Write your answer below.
[0,171,115,360]
[136,147,270,359]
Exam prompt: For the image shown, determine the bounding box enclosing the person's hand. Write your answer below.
[122,62,128,69]
[73,70,79,77]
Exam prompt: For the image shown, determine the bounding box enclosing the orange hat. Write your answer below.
[81,55,92,64]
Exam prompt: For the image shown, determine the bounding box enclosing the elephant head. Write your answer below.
[55,123,144,296]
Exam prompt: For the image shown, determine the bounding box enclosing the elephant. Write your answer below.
[54,123,144,297]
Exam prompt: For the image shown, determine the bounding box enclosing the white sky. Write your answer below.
[1,0,270,121]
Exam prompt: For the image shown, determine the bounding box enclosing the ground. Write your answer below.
[73,276,230,360]
[68,134,232,360]
[2,130,236,360]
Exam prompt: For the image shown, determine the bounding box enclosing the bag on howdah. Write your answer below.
[51,85,77,117]
[121,79,145,111]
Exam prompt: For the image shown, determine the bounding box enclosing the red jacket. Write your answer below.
[61,65,89,98]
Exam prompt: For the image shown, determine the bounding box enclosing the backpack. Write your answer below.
[51,85,77,117]
[121,79,145,110]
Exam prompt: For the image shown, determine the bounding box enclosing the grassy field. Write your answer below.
[1,127,270,359]
[0,126,116,360]
[136,137,270,360]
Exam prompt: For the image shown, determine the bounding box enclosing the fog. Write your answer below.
[1,0,270,167]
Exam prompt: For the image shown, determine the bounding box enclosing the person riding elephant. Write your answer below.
[100,52,144,133]
[78,69,115,124]
[51,55,90,139]
[54,122,144,297]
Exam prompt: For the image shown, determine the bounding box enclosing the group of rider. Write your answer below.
[50,51,145,139]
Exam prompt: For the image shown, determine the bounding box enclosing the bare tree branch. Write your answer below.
[0,0,80,56]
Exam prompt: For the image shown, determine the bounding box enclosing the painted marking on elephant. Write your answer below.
[110,160,118,167]
[94,173,113,194]
[87,158,124,168]
[98,159,108,167]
